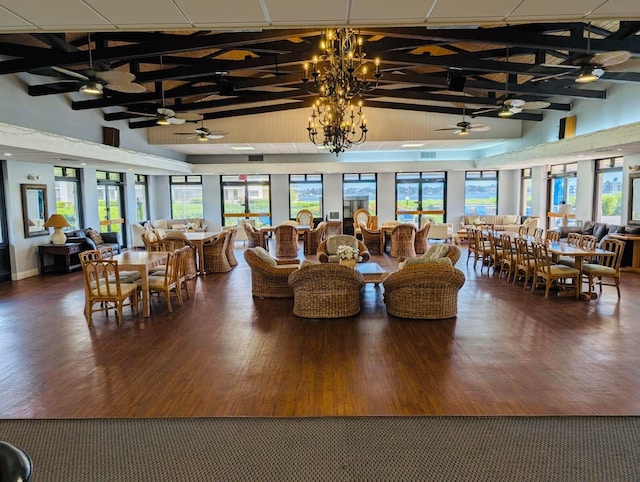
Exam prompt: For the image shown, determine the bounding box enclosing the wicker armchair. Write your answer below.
[353,208,372,239]
[359,222,381,255]
[288,263,365,318]
[305,221,326,255]
[383,262,466,319]
[243,221,264,249]
[296,209,314,227]
[414,223,431,255]
[244,248,301,298]
[203,231,232,273]
[275,224,299,258]
[317,234,370,263]
[390,224,417,258]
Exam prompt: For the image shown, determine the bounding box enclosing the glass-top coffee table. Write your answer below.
[355,262,388,286]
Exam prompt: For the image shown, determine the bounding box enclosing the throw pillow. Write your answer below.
[592,223,609,241]
[300,260,316,268]
[503,215,519,224]
[401,257,452,268]
[86,229,104,246]
[171,224,186,231]
[581,221,595,235]
[254,247,277,266]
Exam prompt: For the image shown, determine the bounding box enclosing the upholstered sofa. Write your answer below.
[147,218,207,232]
[65,228,121,254]
[461,215,538,234]
[317,234,370,264]
[288,262,365,318]
[383,257,466,319]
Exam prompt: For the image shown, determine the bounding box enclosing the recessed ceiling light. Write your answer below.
[3,152,11,156]
[231,146,255,151]
[80,162,87,166]
[401,143,424,148]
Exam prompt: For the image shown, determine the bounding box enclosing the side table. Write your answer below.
[39,243,83,274]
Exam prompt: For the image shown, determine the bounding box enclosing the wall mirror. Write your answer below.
[21,184,48,238]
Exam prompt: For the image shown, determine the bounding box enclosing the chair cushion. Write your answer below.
[254,247,277,266]
[422,244,450,259]
[399,257,452,269]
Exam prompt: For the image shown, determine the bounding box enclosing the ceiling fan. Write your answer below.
[531,24,640,84]
[472,98,551,117]
[174,122,228,141]
[435,105,490,136]
[48,33,146,95]
[127,106,203,125]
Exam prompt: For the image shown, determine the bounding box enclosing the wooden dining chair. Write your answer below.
[513,237,536,290]
[531,241,581,298]
[82,259,139,325]
[499,233,517,282]
[146,250,182,313]
[533,227,544,240]
[582,238,625,297]
[545,230,561,242]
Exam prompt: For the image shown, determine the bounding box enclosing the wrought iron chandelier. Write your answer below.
[302,28,382,156]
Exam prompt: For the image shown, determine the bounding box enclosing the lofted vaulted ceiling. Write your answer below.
[0,21,639,129]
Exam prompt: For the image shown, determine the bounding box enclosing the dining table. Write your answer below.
[113,251,167,317]
[183,231,219,275]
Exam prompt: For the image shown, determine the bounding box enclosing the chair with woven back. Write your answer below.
[352,208,371,240]
[275,224,299,259]
[244,247,300,298]
[242,221,264,249]
[359,222,382,255]
[82,259,139,325]
[531,241,581,299]
[390,224,417,258]
[296,209,314,228]
[414,223,431,255]
[582,238,626,297]
[145,249,183,312]
[203,231,232,273]
[305,221,326,255]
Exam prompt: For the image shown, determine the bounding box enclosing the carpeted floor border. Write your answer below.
[1,416,639,481]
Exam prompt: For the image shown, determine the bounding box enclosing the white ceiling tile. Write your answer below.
[176,0,268,26]
[588,0,640,17]
[0,6,34,29]
[0,0,112,28]
[350,0,430,24]
[428,0,521,22]
[509,0,603,20]
[265,0,347,25]
[85,0,189,26]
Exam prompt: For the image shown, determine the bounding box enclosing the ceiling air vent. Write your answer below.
[248,155,264,162]
[420,152,436,159]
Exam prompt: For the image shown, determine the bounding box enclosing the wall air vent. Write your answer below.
[420,152,436,159]
[248,155,264,162]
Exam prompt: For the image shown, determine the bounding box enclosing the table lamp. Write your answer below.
[43,214,71,245]
[556,204,574,227]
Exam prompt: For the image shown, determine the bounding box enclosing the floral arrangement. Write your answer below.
[336,245,360,261]
[185,222,199,231]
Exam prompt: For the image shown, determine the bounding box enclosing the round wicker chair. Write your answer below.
[288,263,364,318]
[244,248,300,298]
[383,261,466,319]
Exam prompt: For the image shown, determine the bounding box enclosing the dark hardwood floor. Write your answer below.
[1,241,639,418]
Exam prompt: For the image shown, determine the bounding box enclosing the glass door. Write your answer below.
[96,171,125,246]
[0,161,9,282]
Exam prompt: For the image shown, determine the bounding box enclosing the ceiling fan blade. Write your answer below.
[51,66,90,81]
[106,82,147,93]
[505,98,526,108]
[522,101,551,110]
[175,112,203,121]
[174,133,196,136]
[468,124,490,131]
[471,107,499,115]
[590,50,631,67]
[157,107,176,117]
[167,117,186,125]
[605,58,640,73]
[126,111,157,118]
[434,127,459,131]
[540,63,579,70]
[206,134,225,140]
[95,71,136,84]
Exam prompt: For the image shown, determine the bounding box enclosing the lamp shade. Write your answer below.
[556,204,574,216]
[43,214,70,245]
[43,214,71,229]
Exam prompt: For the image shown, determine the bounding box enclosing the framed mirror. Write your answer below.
[21,184,48,238]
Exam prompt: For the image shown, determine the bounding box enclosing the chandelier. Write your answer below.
[302,28,382,156]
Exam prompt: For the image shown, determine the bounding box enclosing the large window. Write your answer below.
[548,163,577,228]
[343,173,377,218]
[170,175,203,219]
[221,174,271,227]
[54,166,82,230]
[396,172,447,224]
[595,157,623,225]
[134,174,149,222]
[464,171,498,216]
[289,174,323,219]
[520,168,533,217]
